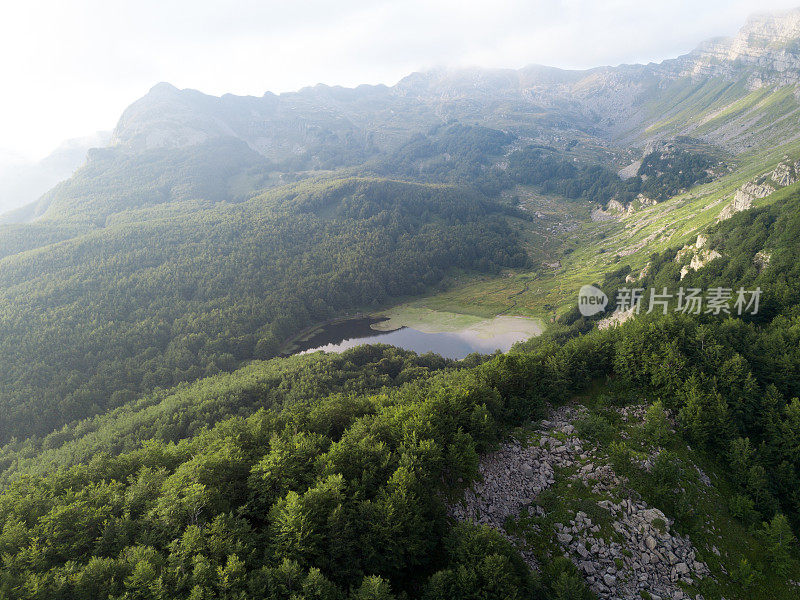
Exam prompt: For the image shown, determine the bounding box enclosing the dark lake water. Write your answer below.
[291,317,533,360]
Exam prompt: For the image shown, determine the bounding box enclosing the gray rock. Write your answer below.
[448,404,712,600]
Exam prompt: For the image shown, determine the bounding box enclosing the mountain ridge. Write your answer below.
[108,8,800,163]
[0,131,111,215]
[0,9,799,599]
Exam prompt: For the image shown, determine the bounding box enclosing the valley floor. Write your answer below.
[378,144,800,329]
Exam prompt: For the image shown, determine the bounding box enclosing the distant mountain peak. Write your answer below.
[679,7,800,83]
[739,7,800,45]
[148,81,181,95]
[107,8,800,162]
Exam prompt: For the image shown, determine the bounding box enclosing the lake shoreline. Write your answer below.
[283,310,544,360]
[278,315,394,356]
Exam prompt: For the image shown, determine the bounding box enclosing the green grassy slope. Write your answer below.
[629,75,800,152]
[385,141,800,324]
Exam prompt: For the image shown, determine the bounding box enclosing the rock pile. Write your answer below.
[450,406,711,600]
[558,500,711,599]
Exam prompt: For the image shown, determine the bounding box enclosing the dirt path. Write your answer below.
[497,281,530,315]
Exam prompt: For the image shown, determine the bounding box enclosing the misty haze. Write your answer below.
[0,2,799,599]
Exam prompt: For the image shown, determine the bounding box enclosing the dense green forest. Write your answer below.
[0,177,527,442]
[369,123,513,195]
[557,187,800,525]
[0,112,793,599]
[369,125,716,205]
[0,268,799,598]
[636,146,716,201]
[0,342,565,599]
[0,178,798,598]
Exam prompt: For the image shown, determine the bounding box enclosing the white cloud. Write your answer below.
[1,0,798,159]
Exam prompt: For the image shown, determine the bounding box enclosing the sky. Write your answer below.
[2,0,799,160]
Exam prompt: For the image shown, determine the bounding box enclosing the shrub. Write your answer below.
[643,401,670,445]
[759,514,797,577]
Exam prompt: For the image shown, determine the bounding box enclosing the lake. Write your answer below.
[291,315,541,360]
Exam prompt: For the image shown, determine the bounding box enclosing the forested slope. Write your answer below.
[0,190,799,600]
[0,283,798,599]
[5,138,273,225]
[0,177,526,442]
[2,9,800,598]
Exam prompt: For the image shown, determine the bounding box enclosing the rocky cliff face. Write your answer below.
[111,83,233,152]
[111,81,433,167]
[672,9,800,86]
[718,157,800,221]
